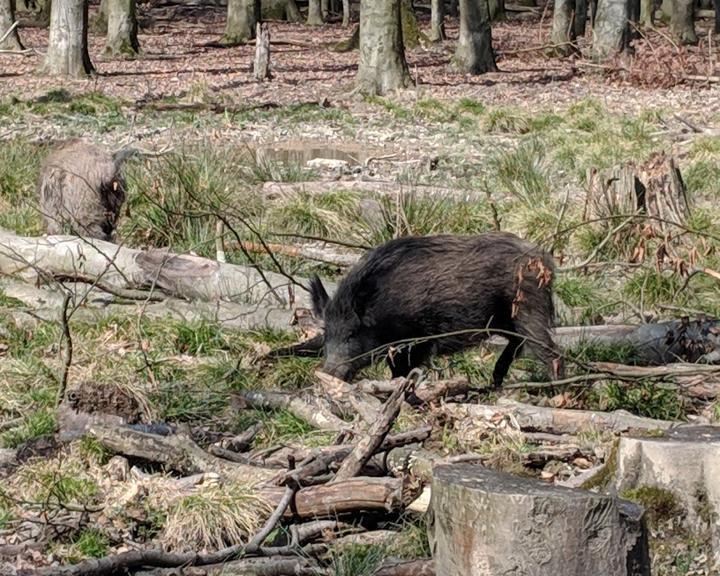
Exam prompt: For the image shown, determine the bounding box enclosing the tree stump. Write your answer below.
[584,152,690,236]
[430,464,651,576]
[591,0,633,60]
[614,426,720,568]
[253,22,270,81]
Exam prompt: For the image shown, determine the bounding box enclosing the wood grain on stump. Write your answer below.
[430,464,650,576]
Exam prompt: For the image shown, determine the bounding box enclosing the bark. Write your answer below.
[638,0,653,24]
[89,424,277,483]
[374,560,435,576]
[240,390,348,431]
[550,0,576,54]
[356,0,411,95]
[137,558,327,576]
[315,371,383,424]
[453,0,497,74]
[400,0,421,47]
[591,0,632,60]
[0,229,330,309]
[222,0,258,44]
[429,0,444,41]
[430,464,650,576]
[670,0,697,44]
[488,0,505,20]
[715,0,720,33]
[342,0,349,25]
[449,0,458,15]
[444,399,675,435]
[575,0,588,35]
[90,0,107,32]
[307,0,322,23]
[261,180,479,202]
[0,0,23,50]
[253,22,270,80]
[103,0,139,56]
[331,378,410,482]
[42,0,93,77]
[223,240,361,268]
[320,0,328,18]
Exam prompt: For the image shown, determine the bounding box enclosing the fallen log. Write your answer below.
[222,239,362,268]
[240,390,347,431]
[430,464,650,576]
[262,180,481,203]
[136,557,328,576]
[0,229,335,308]
[443,400,675,435]
[332,377,412,482]
[374,559,435,576]
[315,371,383,424]
[357,376,472,404]
[89,424,276,484]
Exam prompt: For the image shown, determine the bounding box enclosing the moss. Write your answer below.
[694,484,715,526]
[620,485,679,527]
[581,439,618,490]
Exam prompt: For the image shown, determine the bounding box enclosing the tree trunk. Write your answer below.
[550,0,577,54]
[715,0,720,32]
[639,0,653,24]
[307,0,323,23]
[400,0,421,47]
[104,0,139,57]
[284,0,302,20]
[449,0,458,16]
[575,0,588,35]
[488,0,505,20]
[222,0,258,44]
[429,0,445,41]
[90,0,107,33]
[430,465,651,576]
[253,22,271,80]
[591,0,632,59]
[342,0,349,25]
[42,0,93,77]
[670,0,697,43]
[355,0,411,95]
[320,0,328,18]
[454,0,497,74]
[0,0,23,50]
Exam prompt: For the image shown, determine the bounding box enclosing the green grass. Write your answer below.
[592,381,686,421]
[331,544,389,576]
[1,409,57,448]
[72,528,110,559]
[0,139,45,235]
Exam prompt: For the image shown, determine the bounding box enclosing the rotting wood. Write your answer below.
[443,400,675,435]
[89,424,276,483]
[331,377,412,482]
[240,390,347,431]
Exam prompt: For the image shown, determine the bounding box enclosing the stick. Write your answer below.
[245,485,297,554]
[0,21,19,45]
[331,375,414,482]
[56,291,73,406]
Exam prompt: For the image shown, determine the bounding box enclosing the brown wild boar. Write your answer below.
[310,232,564,387]
[38,139,132,241]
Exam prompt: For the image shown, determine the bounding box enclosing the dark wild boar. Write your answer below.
[310,232,564,387]
[38,139,133,241]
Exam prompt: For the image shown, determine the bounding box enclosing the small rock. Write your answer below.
[572,457,593,469]
[105,456,130,482]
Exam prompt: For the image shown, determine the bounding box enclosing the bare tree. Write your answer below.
[669,0,697,44]
[454,0,496,74]
[42,0,94,77]
[104,0,139,56]
[591,0,633,60]
[342,0,350,25]
[222,0,259,44]
[307,0,323,24]
[355,0,411,94]
[429,0,445,41]
[550,0,576,54]
[0,0,23,50]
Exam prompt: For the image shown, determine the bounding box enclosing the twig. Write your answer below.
[56,291,73,406]
[53,274,165,302]
[245,485,298,554]
[0,21,19,45]
[331,372,417,482]
[558,215,636,271]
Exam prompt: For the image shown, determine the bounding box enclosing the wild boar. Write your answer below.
[310,232,564,387]
[37,139,131,241]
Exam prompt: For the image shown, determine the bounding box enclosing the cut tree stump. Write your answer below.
[584,152,690,236]
[614,426,720,569]
[430,464,651,576]
[253,22,271,81]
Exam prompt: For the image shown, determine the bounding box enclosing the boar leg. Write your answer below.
[492,335,524,388]
[386,342,433,378]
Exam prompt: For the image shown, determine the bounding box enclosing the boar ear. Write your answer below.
[309,275,329,318]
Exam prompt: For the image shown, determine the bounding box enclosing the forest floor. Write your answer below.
[2,3,720,576]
